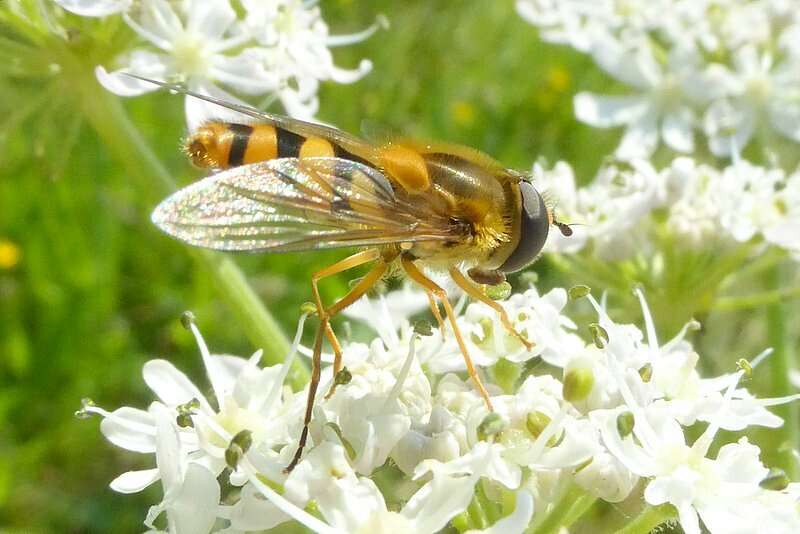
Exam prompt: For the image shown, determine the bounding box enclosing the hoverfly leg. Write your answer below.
[285,317,327,473]
[425,291,447,339]
[285,249,387,472]
[322,260,389,399]
[401,255,494,411]
[449,268,535,352]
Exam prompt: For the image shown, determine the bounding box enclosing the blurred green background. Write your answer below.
[1,1,796,532]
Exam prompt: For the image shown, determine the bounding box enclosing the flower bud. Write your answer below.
[334,367,352,386]
[477,412,507,441]
[485,281,512,301]
[413,320,433,336]
[568,285,591,300]
[180,311,196,330]
[760,468,789,491]
[563,366,595,403]
[300,302,317,315]
[638,363,653,382]
[225,429,253,470]
[589,323,609,349]
[525,410,551,438]
[616,411,635,438]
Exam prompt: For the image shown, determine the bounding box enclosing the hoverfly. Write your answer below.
[143,76,572,471]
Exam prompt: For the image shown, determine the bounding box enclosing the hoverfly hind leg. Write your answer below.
[285,249,387,472]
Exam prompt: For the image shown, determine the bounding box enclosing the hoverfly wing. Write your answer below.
[152,157,456,252]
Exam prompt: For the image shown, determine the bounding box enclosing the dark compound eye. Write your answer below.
[499,181,550,273]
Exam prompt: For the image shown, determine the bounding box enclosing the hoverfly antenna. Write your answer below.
[550,210,575,237]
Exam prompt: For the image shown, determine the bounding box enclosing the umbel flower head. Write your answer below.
[79,287,800,533]
[54,0,384,126]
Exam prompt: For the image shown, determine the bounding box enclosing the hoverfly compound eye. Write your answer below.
[499,181,550,273]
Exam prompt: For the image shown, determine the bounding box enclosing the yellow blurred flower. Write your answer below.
[0,239,21,269]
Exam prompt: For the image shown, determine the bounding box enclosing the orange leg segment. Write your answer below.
[400,256,494,411]
[448,267,534,351]
[285,248,387,472]
[425,290,447,337]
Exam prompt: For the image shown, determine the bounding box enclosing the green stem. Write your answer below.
[766,265,800,479]
[715,285,800,312]
[614,504,674,534]
[61,50,305,386]
[530,483,592,534]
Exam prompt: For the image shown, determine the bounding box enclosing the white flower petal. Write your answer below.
[186,0,237,41]
[466,490,534,534]
[769,101,800,142]
[615,108,660,160]
[142,359,212,411]
[574,92,648,128]
[109,468,160,494]
[662,108,695,153]
[169,463,221,534]
[100,406,157,453]
[591,34,655,89]
[227,484,291,531]
[153,404,184,496]
[402,473,478,533]
[55,0,131,17]
[95,55,167,97]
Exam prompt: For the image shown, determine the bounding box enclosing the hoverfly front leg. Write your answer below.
[450,267,535,351]
[285,248,388,473]
[400,255,494,411]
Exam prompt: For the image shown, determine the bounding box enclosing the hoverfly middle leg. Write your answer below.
[400,255,494,411]
[448,267,535,351]
[285,248,388,473]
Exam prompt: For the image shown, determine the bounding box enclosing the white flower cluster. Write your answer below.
[517,0,800,159]
[81,287,800,533]
[54,0,383,126]
[536,157,800,260]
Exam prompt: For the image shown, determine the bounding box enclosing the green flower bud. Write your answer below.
[563,366,595,403]
[180,311,196,330]
[638,363,653,382]
[334,367,352,386]
[413,320,433,337]
[477,412,507,441]
[616,411,635,438]
[225,429,253,470]
[299,302,318,315]
[485,281,512,301]
[760,468,790,491]
[176,413,194,428]
[589,323,609,349]
[568,285,591,300]
[525,411,551,438]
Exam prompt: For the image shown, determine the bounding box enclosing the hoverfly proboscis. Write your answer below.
[140,75,572,472]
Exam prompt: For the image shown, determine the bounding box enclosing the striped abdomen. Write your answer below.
[185,122,370,169]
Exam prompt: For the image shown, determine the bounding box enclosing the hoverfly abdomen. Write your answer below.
[186,122,277,169]
[187,121,373,170]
